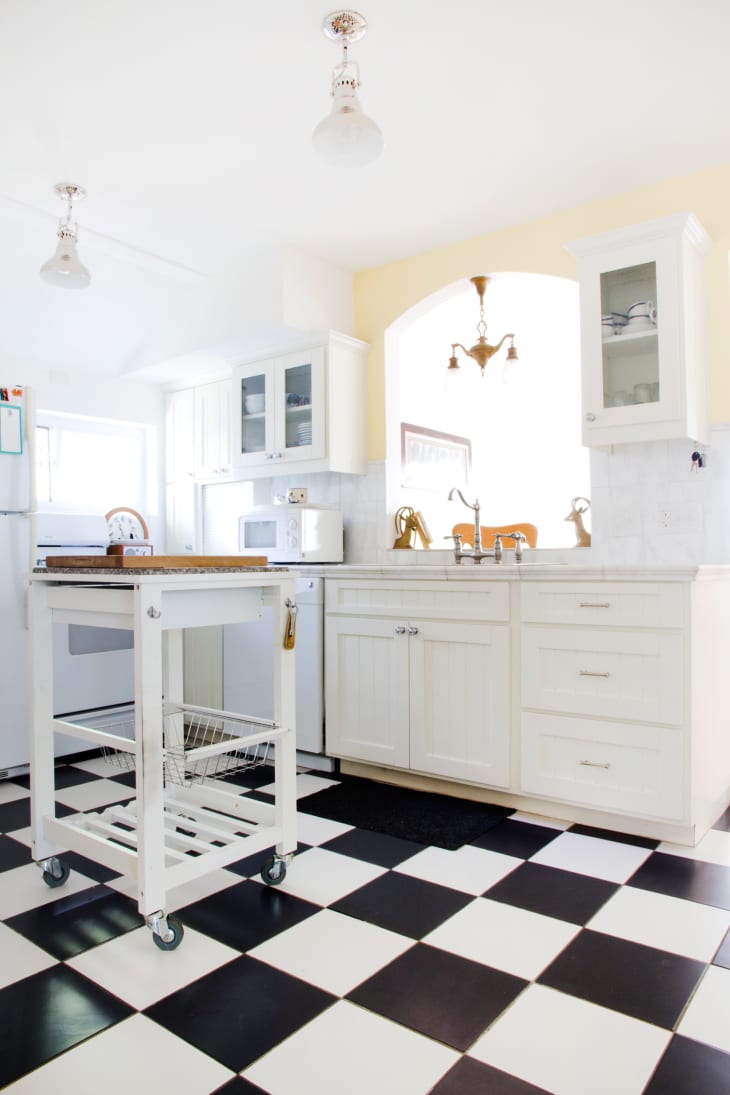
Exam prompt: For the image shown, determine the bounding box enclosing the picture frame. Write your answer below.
[400,422,471,489]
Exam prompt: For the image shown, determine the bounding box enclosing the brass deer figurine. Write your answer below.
[565,496,591,547]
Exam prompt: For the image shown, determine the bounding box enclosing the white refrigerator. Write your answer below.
[0,385,34,773]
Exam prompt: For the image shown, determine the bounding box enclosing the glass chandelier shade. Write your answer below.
[312,10,383,168]
[40,184,91,289]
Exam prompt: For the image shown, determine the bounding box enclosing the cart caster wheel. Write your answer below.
[152,916,184,951]
[261,856,287,886]
[41,859,70,888]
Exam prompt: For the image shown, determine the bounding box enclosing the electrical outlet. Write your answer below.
[655,502,703,533]
[287,488,308,504]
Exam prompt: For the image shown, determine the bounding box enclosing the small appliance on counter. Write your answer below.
[238,502,343,563]
[105,506,154,555]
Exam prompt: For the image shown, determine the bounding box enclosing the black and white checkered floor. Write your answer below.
[2,757,730,1094]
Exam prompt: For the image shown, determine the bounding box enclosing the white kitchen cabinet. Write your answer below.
[566,212,710,447]
[194,380,231,480]
[325,579,510,787]
[231,333,368,477]
[164,479,198,554]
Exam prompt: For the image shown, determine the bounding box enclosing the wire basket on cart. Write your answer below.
[68,704,278,786]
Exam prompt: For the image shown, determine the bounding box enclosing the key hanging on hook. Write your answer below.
[691,450,705,471]
[284,599,298,650]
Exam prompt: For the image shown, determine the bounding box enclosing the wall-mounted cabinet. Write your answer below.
[566,212,710,447]
[232,333,368,477]
[194,380,231,480]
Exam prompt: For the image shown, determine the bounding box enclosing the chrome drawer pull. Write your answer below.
[579,759,610,769]
[579,669,610,678]
[579,601,611,608]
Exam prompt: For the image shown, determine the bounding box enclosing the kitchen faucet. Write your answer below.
[446,487,525,564]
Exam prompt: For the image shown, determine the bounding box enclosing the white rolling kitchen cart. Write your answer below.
[28,564,298,950]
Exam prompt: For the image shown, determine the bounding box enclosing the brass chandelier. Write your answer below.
[447,276,517,377]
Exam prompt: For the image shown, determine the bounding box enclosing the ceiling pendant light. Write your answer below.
[40,182,91,289]
[447,276,518,377]
[312,10,383,168]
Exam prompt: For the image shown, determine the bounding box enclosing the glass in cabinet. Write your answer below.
[567,212,710,447]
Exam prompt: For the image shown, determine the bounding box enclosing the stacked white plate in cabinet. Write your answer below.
[296,422,312,445]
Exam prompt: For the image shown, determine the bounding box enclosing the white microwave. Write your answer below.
[238,505,343,563]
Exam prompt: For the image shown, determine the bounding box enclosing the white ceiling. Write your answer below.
[2,0,729,382]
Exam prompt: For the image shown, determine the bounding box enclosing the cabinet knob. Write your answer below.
[394,625,407,635]
[407,626,419,636]
[585,412,596,422]
[265,452,274,461]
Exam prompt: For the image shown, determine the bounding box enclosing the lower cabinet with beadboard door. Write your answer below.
[324,578,511,787]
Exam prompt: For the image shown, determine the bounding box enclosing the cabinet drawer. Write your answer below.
[325,580,510,622]
[520,582,684,629]
[521,712,684,820]
[522,626,683,725]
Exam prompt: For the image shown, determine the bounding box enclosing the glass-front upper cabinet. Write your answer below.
[235,349,325,469]
[566,212,710,447]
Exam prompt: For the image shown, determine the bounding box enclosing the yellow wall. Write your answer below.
[354,163,730,460]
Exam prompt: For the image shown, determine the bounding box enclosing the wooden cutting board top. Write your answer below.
[45,554,269,569]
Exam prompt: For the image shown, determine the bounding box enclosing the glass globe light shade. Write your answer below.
[312,85,383,168]
[40,232,91,289]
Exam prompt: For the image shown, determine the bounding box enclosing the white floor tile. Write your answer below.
[107,866,240,911]
[508,810,571,830]
[425,897,580,980]
[249,908,413,995]
[588,884,730,961]
[291,811,354,846]
[658,828,730,867]
[3,1013,233,1094]
[0,921,57,988]
[256,772,340,798]
[254,846,385,905]
[53,778,135,811]
[470,983,670,1095]
[529,831,653,883]
[0,862,97,920]
[67,924,240,1009]
[70,755,130,779]
[394,844,521,895]
[0,782,29,804]
[677,965,730,1053]
[243,999,457,1095]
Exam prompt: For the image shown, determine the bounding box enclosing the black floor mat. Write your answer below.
[299,776,513,850]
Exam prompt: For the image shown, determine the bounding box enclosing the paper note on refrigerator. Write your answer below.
[0,404,22,454]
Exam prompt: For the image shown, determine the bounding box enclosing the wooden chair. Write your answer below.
[452,522,538,550]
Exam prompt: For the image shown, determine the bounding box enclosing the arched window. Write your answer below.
[386,272,590,549]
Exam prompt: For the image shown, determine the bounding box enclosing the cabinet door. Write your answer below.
[194,380,231,479]
[165,389,195,482]
[165,479,197,553]
[325,615,409,767]
[234,361,275,468]
[277,348,326,465]
[409,621,510,787]
[567,212,710,446]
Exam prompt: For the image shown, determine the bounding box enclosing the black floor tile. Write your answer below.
[485,861,617,924]
[6,884,143,959]
[0,833,33,871]
[177,878,319,952]
[431,1055,550,1094]
[220,763,276,790]
[213,1078,267,1094]
[643,1034,730,1094]
[470,819,562,860]
[321,827,423,868]
[106,768,137,788]
[347,942,526,1051]
[538,929,705,1029]
[713,927,730,969]
[330,871,473,938]
[568,822,659,850]
[0,797,77,834]
[61,849,122,884]
[628,851,730,910]
[225,843,309,879]
[144,955,335,1072]
[10,763,103,791]
[0,964,133,1087]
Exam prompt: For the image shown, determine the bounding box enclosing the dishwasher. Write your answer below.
[223,576,333,771]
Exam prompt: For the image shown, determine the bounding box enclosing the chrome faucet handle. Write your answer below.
[502,531,525,562]
[494,534,503,563]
